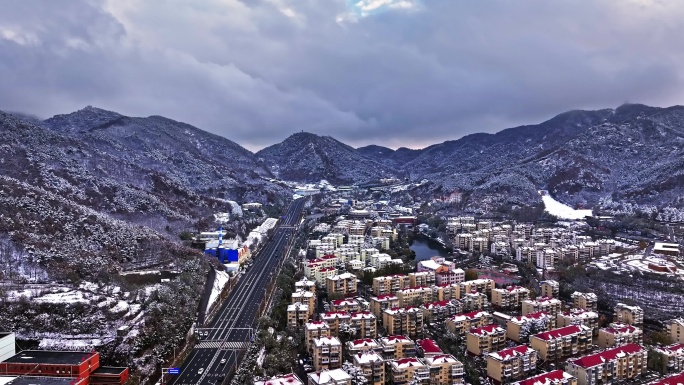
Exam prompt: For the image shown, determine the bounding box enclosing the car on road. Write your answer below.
[220,358,227,365]
[198,368,205,374]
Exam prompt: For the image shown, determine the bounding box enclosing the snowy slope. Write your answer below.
[539,191,592,220]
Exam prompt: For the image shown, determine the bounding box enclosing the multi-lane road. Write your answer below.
[169,198,306,385]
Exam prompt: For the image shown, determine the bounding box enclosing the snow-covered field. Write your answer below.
[206,270,231,315]
[539,191,593,220]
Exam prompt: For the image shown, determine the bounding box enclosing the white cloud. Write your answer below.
[0,0,683,150]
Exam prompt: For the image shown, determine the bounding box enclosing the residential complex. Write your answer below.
[565,343,647,385]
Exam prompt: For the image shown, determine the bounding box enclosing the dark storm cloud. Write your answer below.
[1,0,683,150]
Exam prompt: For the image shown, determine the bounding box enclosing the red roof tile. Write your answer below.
[516,370,567,385]
[533,325,583,341]
[570,343,643,368]
[417,339,443,354]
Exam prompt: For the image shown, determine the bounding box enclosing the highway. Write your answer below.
[169,198,306,385]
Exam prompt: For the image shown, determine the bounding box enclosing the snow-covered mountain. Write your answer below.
[256,132,400,184]
[0,108,291,279]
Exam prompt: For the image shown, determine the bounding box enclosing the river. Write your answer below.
[410,237,449,261]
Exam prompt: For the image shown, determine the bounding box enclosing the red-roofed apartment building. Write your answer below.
[565,343,647,385]
[597,323,643,348]
[486,345,538,384]
[446,311,492,335]
[466,325,506,356]
[530,325,592,361]
[512,370,578,385]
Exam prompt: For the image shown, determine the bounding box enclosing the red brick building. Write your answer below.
[0,350,129,385]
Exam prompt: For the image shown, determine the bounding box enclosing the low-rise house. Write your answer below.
[352,351,385,385]
[491,286,530,310]
[370,294,400,317]
[306,321,332,353]
[565,343,647,385]
[383,307,424,340]
[597,323,643,348]
[571,292,597,311]
[424,354,465,385]
[307,369,352,385]
[379,335,417,359]
[466,324,506,356]
[529,325,592,362]
[522,297,562,316]
[486,345,538,384]
[388,358,430,385]
[512,370,578,385]
[613,303,644,326]
[420,300,462,323]
[507,312,554,343]
[446,311,492,335]
[312,336,343,371]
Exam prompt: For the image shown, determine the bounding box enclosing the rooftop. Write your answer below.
[469,324,503,336]
[308,369,351,385]
[424,354,460,366]
[92,366,128,375]
[2,378,83,385]
[533,325,586,341]
[515,370,574,385]
[416,339,442,354]
[3,351,97,365]
[570,343,643,368]
[391,357,425,369]
[489,345,536,361]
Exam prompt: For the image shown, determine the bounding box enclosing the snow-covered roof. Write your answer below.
[306,321,331,331]
[533,325,588,341]
[424,354,460,366]
[287,302,309,312]
[515,370,574,385]
[352,351,383,364]
[308,369,351,385]
[468,324,504,336]
[390,357,425,369]
[313,336,342,347]
[488,345,536,361]
[570,343,643,368]
[256,373,304,385]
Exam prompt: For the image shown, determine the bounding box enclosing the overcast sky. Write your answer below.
[1,0,684,151]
